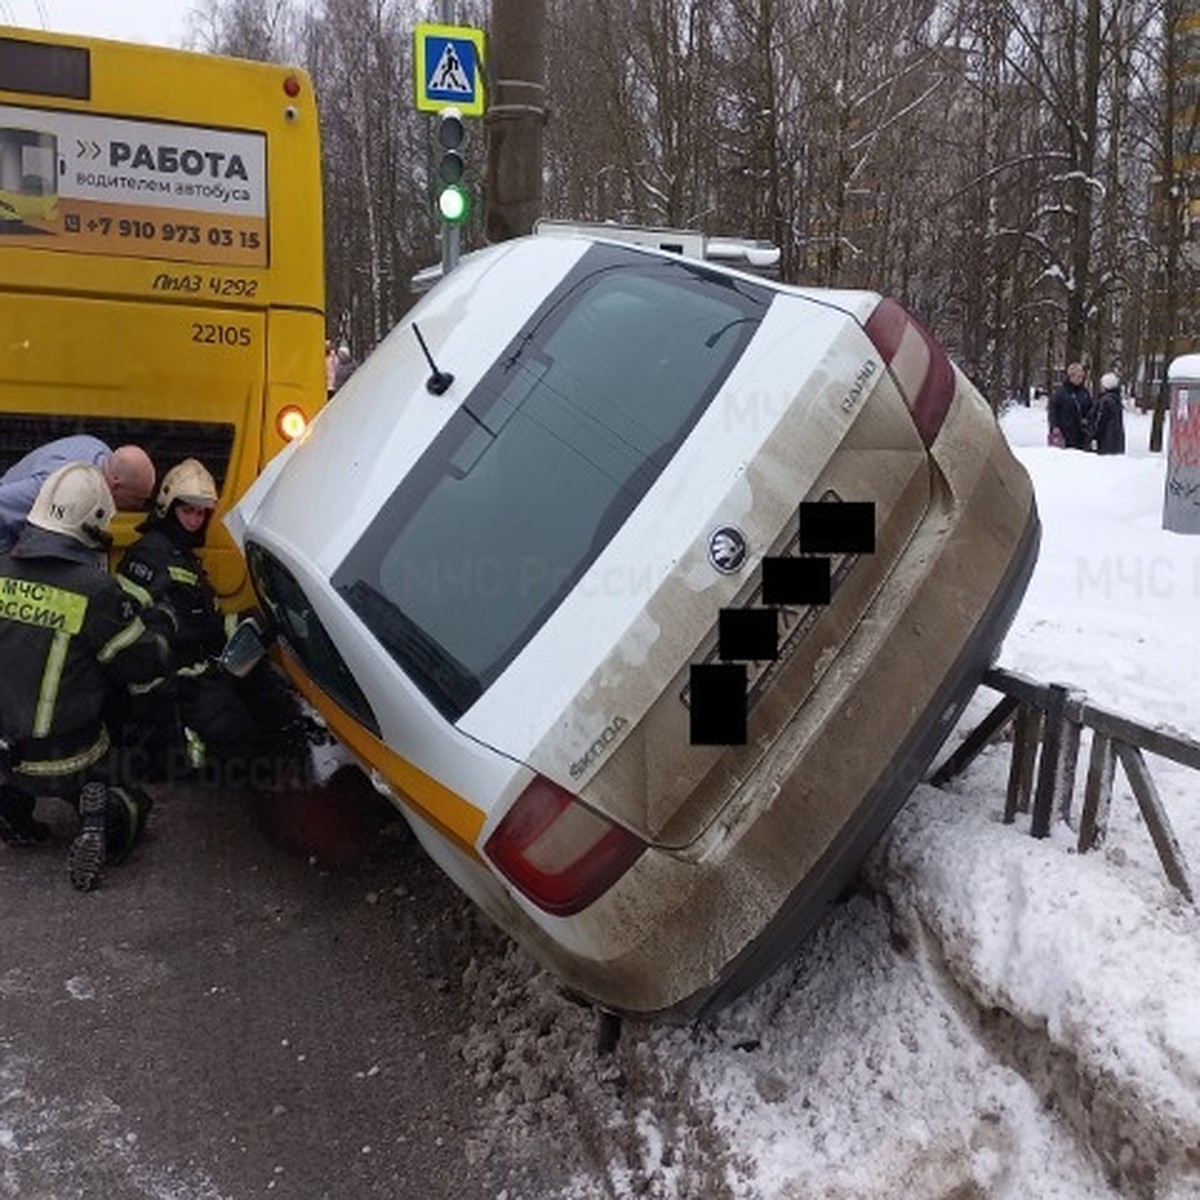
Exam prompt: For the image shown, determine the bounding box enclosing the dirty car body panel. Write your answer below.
[231,235,1039,1020]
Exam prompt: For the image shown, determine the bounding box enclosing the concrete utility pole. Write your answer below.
[439,0,460,276]
[485,0,545,242]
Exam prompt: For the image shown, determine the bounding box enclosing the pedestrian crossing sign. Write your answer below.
[414,23,486,117]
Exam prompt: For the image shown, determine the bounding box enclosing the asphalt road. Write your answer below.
[0,767,540,1199]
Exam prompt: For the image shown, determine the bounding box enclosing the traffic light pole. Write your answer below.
[442,208,461,276]
[440,0,460,276]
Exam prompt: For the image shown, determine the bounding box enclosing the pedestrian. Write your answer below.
[325,339,338,398]
[1091,371,1126,456]
[332,342,357,392]
[0,463,170,889]
[115,459,303,785]
[0,435,155,552]
[1048,362,1094,450]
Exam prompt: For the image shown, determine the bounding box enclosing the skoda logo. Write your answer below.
[708,525,748,574]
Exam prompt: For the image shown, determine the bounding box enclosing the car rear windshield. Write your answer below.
[333,242,772,721]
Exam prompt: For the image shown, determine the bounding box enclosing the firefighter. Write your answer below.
[0,463,170,890]
[116,459,299,785]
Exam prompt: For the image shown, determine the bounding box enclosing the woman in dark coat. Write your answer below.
[1092,372,1126,455]
[1048,362,1094,449]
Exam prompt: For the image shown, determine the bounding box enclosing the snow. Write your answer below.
[461,401,1200,1199]
[5,399,1194,1197]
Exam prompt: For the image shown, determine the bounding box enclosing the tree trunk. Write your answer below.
[1065,0,1102,361]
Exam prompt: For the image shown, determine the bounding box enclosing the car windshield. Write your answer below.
[247,542,380,735]
[333,242,772,721]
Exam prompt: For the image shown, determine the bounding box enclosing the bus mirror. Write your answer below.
[220,616,268,678]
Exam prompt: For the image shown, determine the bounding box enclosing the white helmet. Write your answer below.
[154,458,218,518]
[1100,372,1120,392]
[26,463,115,548]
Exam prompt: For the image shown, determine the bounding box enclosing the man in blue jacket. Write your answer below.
[0,435,156,551]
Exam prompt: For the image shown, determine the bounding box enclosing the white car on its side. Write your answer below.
[230,232,1038,1020]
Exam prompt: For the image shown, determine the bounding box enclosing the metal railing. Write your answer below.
[931,667,1200,904]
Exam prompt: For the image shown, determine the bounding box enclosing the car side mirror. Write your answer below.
[220,616,268,679]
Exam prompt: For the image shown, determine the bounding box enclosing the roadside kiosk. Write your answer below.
[1165,355,1200,534]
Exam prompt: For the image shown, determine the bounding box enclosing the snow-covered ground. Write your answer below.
[462,402,1200,1199]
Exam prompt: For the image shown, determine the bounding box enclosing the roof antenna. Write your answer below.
[412,323,454,395]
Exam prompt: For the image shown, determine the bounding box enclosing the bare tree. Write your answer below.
[195,0,1195,408]
[1141,0,1200,448]
[188,0,300,58]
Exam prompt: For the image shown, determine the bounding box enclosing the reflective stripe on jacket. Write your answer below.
[0,538,169,770]
[117,525,226,674]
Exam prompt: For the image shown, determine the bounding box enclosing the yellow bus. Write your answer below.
[0,27,326,602]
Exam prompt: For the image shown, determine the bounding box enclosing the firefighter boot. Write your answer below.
[68,782,108,891]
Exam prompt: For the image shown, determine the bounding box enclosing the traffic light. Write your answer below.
[436,107,469,225]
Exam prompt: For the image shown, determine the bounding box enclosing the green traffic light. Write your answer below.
[438,184,468,224]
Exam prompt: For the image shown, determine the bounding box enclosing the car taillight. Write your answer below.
[864,298,956,446]
[485,775,647,917]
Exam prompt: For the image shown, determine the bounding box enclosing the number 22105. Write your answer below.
[191,323,252,347]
